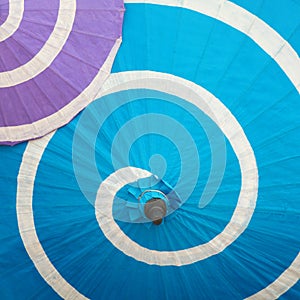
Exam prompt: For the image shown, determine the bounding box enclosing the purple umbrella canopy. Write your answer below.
[0,0,124,145]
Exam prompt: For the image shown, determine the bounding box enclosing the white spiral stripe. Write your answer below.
[0,0,76,87]
[124,0,300,92]
[95,71,258,266]
[245,253,300,299]
[16,71,297,298]
[15,0,299,295]
[17,133,88,299]
[0,0,24,42]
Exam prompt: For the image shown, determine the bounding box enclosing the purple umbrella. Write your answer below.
[0,0,124,145]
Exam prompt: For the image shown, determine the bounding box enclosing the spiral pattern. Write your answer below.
[12,0,300,299]
[72,82,231,223]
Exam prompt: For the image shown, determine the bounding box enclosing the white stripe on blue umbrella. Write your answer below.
[1,0,299,299]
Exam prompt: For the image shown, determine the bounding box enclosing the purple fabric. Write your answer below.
[0,0,124,130]
[0,0,59,71]
[0,0,9,26]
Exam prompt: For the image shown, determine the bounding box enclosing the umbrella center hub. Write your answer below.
[138,190,168,225]
[144,198,167,225]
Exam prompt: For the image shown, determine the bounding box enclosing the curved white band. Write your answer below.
[125,0,300,92]
[245,253,300,299]
[0,0,76,87]
[95,71,258,267]
[0,0,24,42]
[0,38,122,142]
[17,133,88,299]
[16,0,300,298]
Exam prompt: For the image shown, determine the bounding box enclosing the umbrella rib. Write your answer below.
[254,124,300,150]
[1,23,112,75]
[0,0,77,88]
[169,2,184,73]
[20,17,119,41]
[242,88,297,129]
[227,24,300,110]
[258,155,300,168]
[210,0,265,93]
[192,0,226,80]
[1,33,45,71]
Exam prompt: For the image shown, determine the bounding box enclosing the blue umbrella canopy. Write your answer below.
[1,0,300,299]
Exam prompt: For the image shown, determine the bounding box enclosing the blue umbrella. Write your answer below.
[1,0,299,299]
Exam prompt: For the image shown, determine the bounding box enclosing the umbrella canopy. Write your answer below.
[1,0,300,299]
[0,0,124,145]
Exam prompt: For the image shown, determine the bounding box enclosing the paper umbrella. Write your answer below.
[0,0,299,299]
[0,0,124,144]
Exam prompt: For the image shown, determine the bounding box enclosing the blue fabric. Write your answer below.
[230,0,300,54]
[1,2,300,299]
